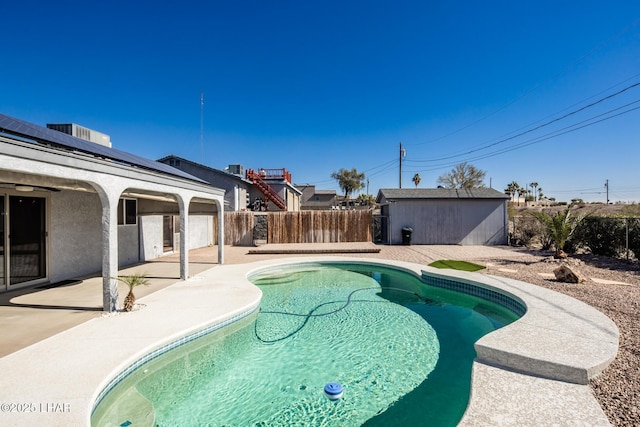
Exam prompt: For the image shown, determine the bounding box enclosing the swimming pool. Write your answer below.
[91,262,521,426]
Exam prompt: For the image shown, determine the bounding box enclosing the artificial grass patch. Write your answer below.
[428,260,486,272]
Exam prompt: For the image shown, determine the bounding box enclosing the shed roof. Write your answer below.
[377,187,509,202]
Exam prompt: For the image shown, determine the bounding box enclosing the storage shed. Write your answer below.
[376,188,510,245]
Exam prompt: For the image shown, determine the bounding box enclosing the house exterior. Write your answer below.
[246,168,302,211]
[376,188,510,245]
[157,155,252,211]
[0,113,225,312]
[296,184,337,210]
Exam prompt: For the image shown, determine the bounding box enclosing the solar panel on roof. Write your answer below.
[0,113,206,183]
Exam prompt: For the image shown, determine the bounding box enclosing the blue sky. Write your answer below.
[3,1,640,202]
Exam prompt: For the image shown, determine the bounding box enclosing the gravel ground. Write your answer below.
[478,251,640,426]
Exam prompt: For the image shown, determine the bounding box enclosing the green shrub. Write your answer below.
[629,218,640,260]
[573,217,626,257]
[510,217,540,247]
[539,227,554,251]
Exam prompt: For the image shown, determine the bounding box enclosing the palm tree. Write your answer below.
[529,208,585,259]
[505,181,519,202]
[529,182,539,201]
[412,173,421,188]
[115,272,149,311]
[515,186,524,206]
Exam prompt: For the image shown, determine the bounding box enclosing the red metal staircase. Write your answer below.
[246,168,288,211]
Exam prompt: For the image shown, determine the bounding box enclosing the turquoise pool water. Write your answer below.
[92,263,520,426]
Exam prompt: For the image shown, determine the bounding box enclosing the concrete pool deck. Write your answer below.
[0,244,618,426]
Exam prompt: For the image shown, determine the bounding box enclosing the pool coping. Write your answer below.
[0,256,617,426]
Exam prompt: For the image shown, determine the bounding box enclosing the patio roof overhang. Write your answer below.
[0,134,226,312]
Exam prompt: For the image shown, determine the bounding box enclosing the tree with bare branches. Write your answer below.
[437,162,486,189]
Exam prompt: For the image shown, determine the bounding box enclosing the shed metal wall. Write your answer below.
[388,199,507,245]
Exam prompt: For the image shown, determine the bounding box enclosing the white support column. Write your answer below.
[95,186,123,312]
[217,200,224,264]
[177,194,191,280]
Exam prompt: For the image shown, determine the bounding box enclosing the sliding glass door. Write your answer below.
[0,196,4,291]
[7,195,47,287]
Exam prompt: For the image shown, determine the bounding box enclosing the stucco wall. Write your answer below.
[189,215,213,248]
[49,192,216,283]
[118,224,139,266]
[139,215,213,261]
[49,190,142,279]
[139,215,214,260]
[139,216,164,261]
[388,199,507,245]
[48,191,103,283]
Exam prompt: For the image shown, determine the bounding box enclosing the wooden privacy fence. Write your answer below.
[223,212,255,246]
[223,210,373,245]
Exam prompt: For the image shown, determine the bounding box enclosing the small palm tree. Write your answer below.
[412,173,421,188]
[529,208,585,259]
[115,273,149,311]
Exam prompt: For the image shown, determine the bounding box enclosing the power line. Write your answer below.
[403,100,640,173]
[406,81,640,164]
[306,158,397,185]
[409,18,640,148]
[408,73,640,162]
[364,158,397,174]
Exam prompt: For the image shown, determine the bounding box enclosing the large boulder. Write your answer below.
[553,264,586,283]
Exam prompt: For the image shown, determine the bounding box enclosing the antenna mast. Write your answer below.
[200,92,204,163]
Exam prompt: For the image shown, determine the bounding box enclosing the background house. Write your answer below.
[245,168,302,211]
[158,158,303,212]
[158,156,252,211]
[376,188,510,245]
[296,184,337,210]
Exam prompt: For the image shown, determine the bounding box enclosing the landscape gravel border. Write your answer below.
[477,251,639,426]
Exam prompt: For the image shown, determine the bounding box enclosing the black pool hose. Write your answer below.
[254,287,430,344]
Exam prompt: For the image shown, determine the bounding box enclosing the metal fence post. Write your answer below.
[626,217,630,261]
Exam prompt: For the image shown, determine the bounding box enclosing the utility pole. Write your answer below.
[399,142,406,188]
[605,179,609,204]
